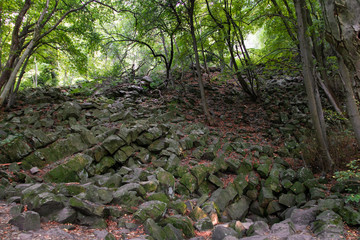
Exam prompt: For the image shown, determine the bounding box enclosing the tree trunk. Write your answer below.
[338,56,360,147]
[0,0,31,90]
[294,0,333,171]
[320,0,360,147]
[34,57,38,87]
[188,0,213,125]
[320,0,360,98]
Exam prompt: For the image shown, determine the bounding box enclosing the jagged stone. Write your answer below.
[48,206,77,223]
[144,218,167,240]
[179,172,197,193]
[270,220,296,236]
[280,169,297,181]
[23,134,89,169]
[233,174,248,195]
[134,148,151,164]
[311,210,344,238]
[338,206,360,226]
[149,139,166,152]
[258,187,274,208]
[190,206,208,221]
[266,200,283,215]
[209,184,237,212]
[61,101,82,120]
[309,187,325,200]
[194,217,213,231]
[21,183,54,208]
[250,201,265,217]
[256,163,270,178]
[297,167,314,182]
[69,197,105,217]
[146,191,168,203]
[190,165,209,186]
[264,175,282,193]
[247,221,270,236]
[290,181,306,194]
[279,193,296,208]
[94,230,116,240]
[136,132,154,146]
[212,225,239,240]
[95,156,116,175]
[102,135,126,154]
[160,215,195,238]
[163,223,184,240]
[134,200,167,222]
[9,211,41,231]
[44,153,93,183]
[2,137,32,162]
[226,197,251,220]
[209,174,224,188]
[84,185,113,204]
[30,192,65,216]
[169,199,187,215]
[317,198,344,212]
[77,212,107,229]
[290,207,318,228]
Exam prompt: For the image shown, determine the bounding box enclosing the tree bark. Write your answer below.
[188,0,214,125]
[320,0,360,147]
[294,0,333,171]
[0,0,31,90]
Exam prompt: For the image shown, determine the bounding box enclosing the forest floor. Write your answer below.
[0,71,359,239]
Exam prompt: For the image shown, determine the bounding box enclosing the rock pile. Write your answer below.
[0,81,359,239]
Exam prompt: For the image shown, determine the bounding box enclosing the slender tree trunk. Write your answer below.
[34,57,38,87]
[0,39,36,105]
[294,0,333,171]
[338,56,360,146]
[188,0,213,125]
[7,53,31,109]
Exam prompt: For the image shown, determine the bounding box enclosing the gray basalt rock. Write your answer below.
[212,225,239,240]
[134,200,167,222]
[9,211,41,231]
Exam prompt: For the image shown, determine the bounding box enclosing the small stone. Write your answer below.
[30,167,40,175]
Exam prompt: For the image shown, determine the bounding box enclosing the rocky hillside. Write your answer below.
[0,74,359,240]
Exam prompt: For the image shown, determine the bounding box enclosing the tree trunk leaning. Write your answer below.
[294,0,334,171]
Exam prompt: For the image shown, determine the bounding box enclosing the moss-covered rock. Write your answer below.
[160,215,195,238]
[134,200,167,222]
[179,172,197,193]
[44,154,93,183]
[69,197,105,217]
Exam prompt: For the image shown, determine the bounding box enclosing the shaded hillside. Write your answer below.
[0,72,359,240]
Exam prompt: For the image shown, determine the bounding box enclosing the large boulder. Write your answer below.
[44,154,93,183]
[2,137,32,162]
[23,134,89,169]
